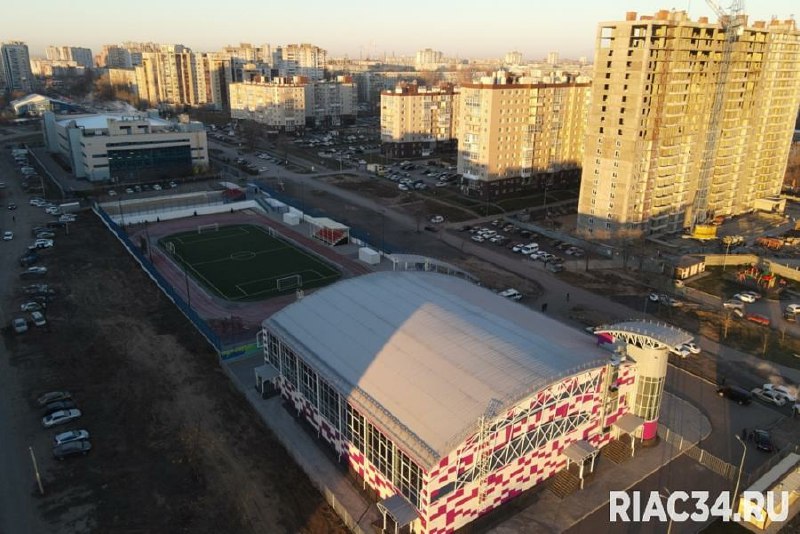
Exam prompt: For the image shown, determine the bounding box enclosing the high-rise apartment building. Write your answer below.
[276,44,327,80]
[228,78,308,132]
[229,77,357,131]
[380,84,459,158]
[456,73,590,197]
[46,46,93,68]
[415,48,444,70]
[504,51,523,65]
[0,41,34,92]
[547,51,560,66]
[577,10,800,237]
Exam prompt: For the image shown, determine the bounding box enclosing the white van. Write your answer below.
[499,289,523,301]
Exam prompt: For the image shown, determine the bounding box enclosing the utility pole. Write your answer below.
[29,446,44,495]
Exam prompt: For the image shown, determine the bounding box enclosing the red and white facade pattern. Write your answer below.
[267,330,640,534]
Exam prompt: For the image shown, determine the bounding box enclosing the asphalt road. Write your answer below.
[0,143,51,534]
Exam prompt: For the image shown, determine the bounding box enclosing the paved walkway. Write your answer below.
[224,355,381,533]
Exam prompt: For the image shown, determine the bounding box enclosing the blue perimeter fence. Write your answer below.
[249,179,400,254]
[93,202,232,354]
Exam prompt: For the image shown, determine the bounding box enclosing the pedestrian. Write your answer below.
[12,215,15,224]
[541,302,548,313]
[741,428,747,441]
[566,292,570,302]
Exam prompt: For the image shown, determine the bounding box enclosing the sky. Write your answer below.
[2,0,797,60]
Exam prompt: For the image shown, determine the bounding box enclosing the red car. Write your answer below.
[745,313,770,327]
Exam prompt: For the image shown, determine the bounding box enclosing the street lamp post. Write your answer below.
[381,210,386,252]
[733,434,747,516]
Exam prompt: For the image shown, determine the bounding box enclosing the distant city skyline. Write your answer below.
[2,0,797,61]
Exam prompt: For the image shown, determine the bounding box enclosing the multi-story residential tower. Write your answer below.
[380,83,459,158]
[46,46,93,68]
[504,51,523,65]
[228,78,308,132]
[229,77,356,130]
[577,10,800,237]
[415,48,444,70]
[456,73,590,198]
[0,41,34,92]
[277,44,327,80]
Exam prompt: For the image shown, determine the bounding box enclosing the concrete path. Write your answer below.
[224,355,381,533]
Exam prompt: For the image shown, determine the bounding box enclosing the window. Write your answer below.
[299,360,317,406]
[281,346,298,386]
[347,405,365,452]
[398,449,423,507]
[319,379,340,431]
[367,424,393,480]
[266,332,280,368]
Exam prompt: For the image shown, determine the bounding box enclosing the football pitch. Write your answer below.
[158,224,340,301]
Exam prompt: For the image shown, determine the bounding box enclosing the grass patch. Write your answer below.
[159,224,340,301]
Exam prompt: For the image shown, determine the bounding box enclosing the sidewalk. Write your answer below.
[224,354,381,533]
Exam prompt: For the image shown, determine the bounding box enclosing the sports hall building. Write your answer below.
[257,271,686,533]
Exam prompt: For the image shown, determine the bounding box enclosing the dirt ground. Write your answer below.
[7,215,348,533]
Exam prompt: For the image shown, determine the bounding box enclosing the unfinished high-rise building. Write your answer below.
[577,10,800,237]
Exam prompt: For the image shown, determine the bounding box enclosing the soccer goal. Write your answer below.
[276,274,302,292]
[197,223,219,234]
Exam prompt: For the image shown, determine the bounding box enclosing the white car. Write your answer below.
[681,342,701,355]
[520,244,539,255]
[3,231,12,241]
[153,184,162,191]
[45,207,61,215]
[471,235,485,243]
[42,409,82,428]
[20,302,43,312]
[751,388,787,407]
[32,239,53,248]
[54,429,90,446]
[670,346,691,358]
[733,293,756,303]
[31,311,46,327]
[741,291,762,300]
[499,288,523,301]
[649,292,661,302]
[762,384,797,403]
[512,243,527,253]
[430,215,445,224]
[785,304,800,315]
[723,300,745,310]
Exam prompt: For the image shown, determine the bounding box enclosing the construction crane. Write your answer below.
[689,0,745,237]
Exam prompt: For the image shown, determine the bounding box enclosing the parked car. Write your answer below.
[31,311,46,327]
[717,385,752,405]
[723,300,746,311]
[8,203,17,210]
[785,304,800,314]
[12,317,28,334]
[520,244,539,255]
[28,239,53,250]
[670,346,691,358]
[751,387,787,407]
[37,391,72,406]
[44,400,77,415]
[745,313,770,327]
[20,266,47,279]
[53,429,90,446]
[42,409,82,428]
[3,231,12,241]
[762,384,797,403]
[498,288,523,301]
[734,292,757,303]
[752,429,775,453]
[649,292,661,302]
[19,253,39,267]
[429,215,445,224]
[471,235,485,243]
[52,439,92,460]
[20,302,43,312]
[23,283,52,295]
[35,231,55,239]
[681,342,701,355]
[741,290,762,301]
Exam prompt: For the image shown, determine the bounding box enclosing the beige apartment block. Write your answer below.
[229,79,308,131]
[456,75,590,197]
[577,10,800,237]
[380,84,459,158]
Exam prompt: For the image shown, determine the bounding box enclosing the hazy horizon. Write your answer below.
[2,0,797,61]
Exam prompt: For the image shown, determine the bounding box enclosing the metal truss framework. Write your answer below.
[452,371,601,492]
[595,320,692,350]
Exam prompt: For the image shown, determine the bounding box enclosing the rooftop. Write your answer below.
[263,271,608,468]
[56,113,170,130]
